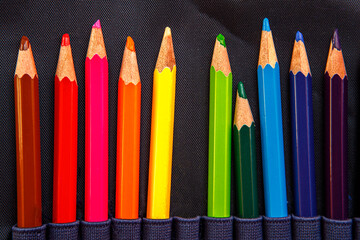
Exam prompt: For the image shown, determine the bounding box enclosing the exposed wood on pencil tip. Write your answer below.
[325,30,347,79]
[290,33,311,75]
[234,82,254,128]
[211,34,231,76]
[56,35,77,83]
[87,21,107,59]
[155,27,176,72]
[120,37,140,85]
[15,36,37,78]
[258,18,278,68]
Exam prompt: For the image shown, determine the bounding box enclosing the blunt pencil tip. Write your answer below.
[216,34,226,47]
[332,29,341,50]
[126,36,135,52]
[237,81,247,99]
[61,34,70,46]
[93,19,101,29]
[164,27,172,37]
[262,18,270,32]
[19,36,30,50]
[295,31,304,43]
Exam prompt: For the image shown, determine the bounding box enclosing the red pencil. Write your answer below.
[53,34,78,223]
[85,20,109,222]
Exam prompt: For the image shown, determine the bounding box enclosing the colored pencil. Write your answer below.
[147,27,176,219]
[53,34,78,223]
[325,29,348,220]
[85,20,108,222]
[208,34,232,218]
[233,81,258,218]
[14,36,42,228]
[257,18,287,217]
[290,31,316,217]
[116,36,141,219]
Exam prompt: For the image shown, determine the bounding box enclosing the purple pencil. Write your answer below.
[325,29,348,220]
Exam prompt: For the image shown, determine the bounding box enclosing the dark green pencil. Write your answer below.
[233,82,258,218]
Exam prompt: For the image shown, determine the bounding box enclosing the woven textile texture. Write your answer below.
[1,0,360,238]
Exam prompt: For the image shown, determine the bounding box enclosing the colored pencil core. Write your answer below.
[295,31,304,43]
[93,19,101,29]
[262,18,270,32]
[332,29,341,50]
[61,34,70,46]
[237,81,247,99]
[20,36,29,50]
[217,34,226,47]
[126,36,135,52]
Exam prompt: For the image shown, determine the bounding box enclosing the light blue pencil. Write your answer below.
[257,18,287,217]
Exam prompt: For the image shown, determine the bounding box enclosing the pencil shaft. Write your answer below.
[257,63,287,217]
[15,74,42,228]
[233,123,258,218]
[147,67,176,219]
[116,80,141,219]
[325,73,348,220]
[290,71,316,217]
[53,76,78,223]
[208,66,232,217]
[85,55,109,222]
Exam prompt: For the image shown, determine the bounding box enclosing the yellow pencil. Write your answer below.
[147,27,176,219]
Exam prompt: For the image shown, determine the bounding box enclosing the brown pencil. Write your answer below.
[14,36,42,228]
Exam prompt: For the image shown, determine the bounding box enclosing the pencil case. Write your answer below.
[111,217,142,240]
[80,219,111,240]
[48,221,80,239]
[12,224,47,240]
[11,215,356,239]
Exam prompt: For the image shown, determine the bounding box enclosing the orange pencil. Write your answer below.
[115,36,141,219]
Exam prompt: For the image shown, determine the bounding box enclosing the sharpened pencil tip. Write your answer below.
[93,19,101,29]
[237,81,247,99]
[164,27,172,37]
[262,18,270,32]
[332,29,341,50]
[126,36,135,52]
[295,31,304,43]
[19,36,30,50]
[61,34,70,46]
[216,34,226,47]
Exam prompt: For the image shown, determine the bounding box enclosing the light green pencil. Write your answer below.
[208,34,232,217]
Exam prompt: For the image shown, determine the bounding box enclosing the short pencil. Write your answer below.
[233,82,258,218]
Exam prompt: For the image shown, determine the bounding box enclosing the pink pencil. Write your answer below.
[85,19,108,222]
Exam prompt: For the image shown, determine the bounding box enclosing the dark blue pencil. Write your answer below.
[289,31,316,217]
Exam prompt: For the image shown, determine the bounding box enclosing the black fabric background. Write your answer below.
[0,0,359,238]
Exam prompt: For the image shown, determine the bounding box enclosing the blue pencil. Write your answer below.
[290,31,317,217]
[257,18,287,217]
